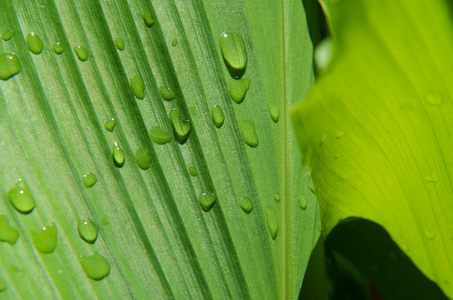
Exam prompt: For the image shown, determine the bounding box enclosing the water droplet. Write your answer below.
[112,142,125,167]
[73,45,88,61]
[299,196,307,210]
[188,166,198,176]
[104,117,116,132]
[308,184,315,195]
[26,32,43,54]
[239,196,253,214]
[77,219,98,244]
[335,132,344,139]
[52,42,64,54]
[219,32,247,78]
[319,134,327,148]
[335,153,341,159]
[7,179,35,214]
[212,105,225,128]
[159,85,175,101]
[100,218,109,226]
[1,30,13,41]
[80,252,111,281]
[10,266,22,273]
[424,92,443,106]
[32,224,57,253]
[171,38,178,47]
[81,173,97,188]
[229,77,251,104]
[269,102,279,122]
[169,107,191,143]
[149,126,172,144]
[143,12,155,27]
[0,52,21,80]
[130,74,145,99]
[265,207,278,240]
[199,192,216,212]
[114,37,125,51]
[134,147,151,170]
[424,172,438,183]
[274,193,280,202]
[423,228,435,240]
[0,214,19,245]
[314,37,333,74]
[0,279,6,292]
[240,120,259,147]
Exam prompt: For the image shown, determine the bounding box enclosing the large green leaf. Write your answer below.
[0,0,319,298]
[292,0,453,297]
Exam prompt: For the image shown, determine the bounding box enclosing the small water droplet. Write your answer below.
[314,37,333,74]
[143,12,155,27]
[335,132,344,139]
[335,153,341,159]
[299,196,307,210]
[424,92,443,106]
[423,228,435,240]
[219,32,247,78]
[149,126,172,144]
[130,74,145,99]
[308,184,315,195]
[81,172,97,188]
[0,214,19,245]
[424,172,438,183]
[134,147,151,170]
[269,102,279,122]
[169,107,191,143]
[319,134,327,148]
[73,45,88,61]
[188,166,198,176]
[199,192,217,212]
[32,223,57,253]
[114,37,125,51]
[240,120,259,148]
[1,30,13,41]
[239,196,253,213]
[10,266,21,273]
[112,142,125,168]
[212,105,225,128]
[52,42,64,54]
[0,52,21,80]
[26,32,43,54]
[0,279,6,292]
[80,252,111,281]
[100,218,109,226]
[159,85,176,101]
[274,193,280,202]
[77,219,98,244]
[171,38,178,47]
[104,117,116,132]
[265,207,278,240]
[229,77,251,104]
[7,179,35,214]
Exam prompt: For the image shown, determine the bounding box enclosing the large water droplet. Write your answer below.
[219,32,247,78]
[134,147,151,170]
[112,142,125,168]
[229,77,251,104]
[1,30,13,41]
[73,45,88,61]
[169,107,191,143]
[0,214,19,245]
[114,37,125,51]
[314,37,333,74]
[424,92,443,106]
[212,105,225,128]
[0,279,6,292]
[80,253,111,281]
[299,196,307,210]
[52,42,64,54]
[81,173,97,188]
[240,120,259,147]
[32,224,57,253]
[269,102,279,122]
[274,193,280,202]
[171,38,178,47]
[239,196,253,214]
[104,117,116,132]
[149,126,172,144]
[26,32,43,54]
[159,85,176,101]
[199,192,216,212]
[188,166,198,177]
[0,53,21,80]
[77,219,98,244]
[265,207,278,240]
[143,12,155,27]
[130,74,145,99]
[7,179,35,214]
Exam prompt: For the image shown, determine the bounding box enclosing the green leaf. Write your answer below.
[292,0,453,297]
[0,0,318,298]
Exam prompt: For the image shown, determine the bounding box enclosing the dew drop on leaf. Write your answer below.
[7,179,35,214]
[335,132,344,139]
[1,30,13,41]
[199,192,217,212]
[240,120,259,148]
[26,32,43,54]
[265,207,278,240]
[219,31,247,78]
[169,107,191,143]
[73,45,88,61]
[149,126,172,144]
[171,38,178,47]
[0,279,6,292]
[229,77,251,104]
[0,52,21,81]
[130,74,145,99]
[32,224,57,253]
[0,214,19,245]
[134,147,151,170]
[104,117,116,132]
[188,166,198,177]
[143,12,155,27]
[80,252,111,281]
[114,37,125,51]
[274,193,280,202]
[269,102,279,122]
[211,105,225,128]
[239,196,253,214]
[100,218,109,226]
[77,219,98,244]
[112,142,125,168]
[299,196,307,210]
[159,85,176,101]
[52,42,64,54]
[81,172,97,188]
[424,92,443,106]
